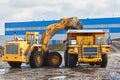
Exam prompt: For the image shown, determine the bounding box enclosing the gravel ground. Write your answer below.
[0,41,120,80]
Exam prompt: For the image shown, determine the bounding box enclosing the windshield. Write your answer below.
[95,36,107,45]
[28,34,34,44]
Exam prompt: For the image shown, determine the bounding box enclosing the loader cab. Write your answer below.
[26,32,39,44]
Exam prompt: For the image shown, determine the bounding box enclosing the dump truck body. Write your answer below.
[65,29,110,67]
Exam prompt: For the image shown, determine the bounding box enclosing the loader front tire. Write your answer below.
[8,62,22,68]
[30,51,43,68]
[47,52,62,67]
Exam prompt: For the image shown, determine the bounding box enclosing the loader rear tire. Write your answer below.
[30,51,43,68]
[8,62,22,68]
[47,52,62,67]
[101,54,107,68]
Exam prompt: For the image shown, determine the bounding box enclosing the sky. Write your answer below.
[0,0,120,35]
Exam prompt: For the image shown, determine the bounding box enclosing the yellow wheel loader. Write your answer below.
[2,17,83,68]
[64,29,110,68]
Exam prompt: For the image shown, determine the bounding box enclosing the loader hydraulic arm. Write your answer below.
[41,17,83,53]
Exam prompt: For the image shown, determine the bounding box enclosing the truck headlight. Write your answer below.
[74,48,78,50]
[70,40,77,45]
[38,48,41,51]
[102,47,105,51]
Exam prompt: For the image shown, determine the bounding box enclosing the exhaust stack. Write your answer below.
[14,32,17,41]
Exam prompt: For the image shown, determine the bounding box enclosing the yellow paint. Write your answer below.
[2,32,42,63]
[78,58,102,63]
[51,55,59,65]
[67,30,110,63]
[36,55,41,64]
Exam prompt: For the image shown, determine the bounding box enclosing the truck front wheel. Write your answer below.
[64,50,68,66]
[101,54,107,68]
[68,54,77,68]
[64,52,77,68]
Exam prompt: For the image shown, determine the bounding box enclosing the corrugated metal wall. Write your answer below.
[4,17,120,45]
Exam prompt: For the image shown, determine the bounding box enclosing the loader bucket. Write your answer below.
[60,17,83,30]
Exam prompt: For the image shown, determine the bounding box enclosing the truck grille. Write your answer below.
[6,45,18,54]
[84,47,97,57]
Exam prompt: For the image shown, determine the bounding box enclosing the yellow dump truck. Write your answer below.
[64,29,110,68]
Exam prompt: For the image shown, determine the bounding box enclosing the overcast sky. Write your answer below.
[0,0,120,35]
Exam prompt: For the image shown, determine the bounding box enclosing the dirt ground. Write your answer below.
[0,41,120,80]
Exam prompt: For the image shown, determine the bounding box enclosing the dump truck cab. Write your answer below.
[2,32,42,68]
[64,29,110,68]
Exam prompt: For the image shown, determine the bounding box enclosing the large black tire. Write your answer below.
[47,52,62,67]
[89,63,95,66]
[64,50,77,68]
[30,51,43,68]
[43,51,49,66]
[101,54,107,68]
[67,54,77,68]
[8,62,22,68]
[64,50,68,66]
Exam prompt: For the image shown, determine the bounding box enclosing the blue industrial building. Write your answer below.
[5,17,120,44]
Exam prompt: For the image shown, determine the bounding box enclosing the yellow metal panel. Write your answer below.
[101,45,110,54]
[77,36,94,45]
[2,40,30,63]
[2,54,29,62]
[78,58,102,63]
[69,50,78,55]
[68,45,78,54]
[81,45,101,62]
[77,36,83,45]
[83,36,94,45]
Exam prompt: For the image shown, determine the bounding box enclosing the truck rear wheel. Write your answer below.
[101,54,107,68]
[30,51,43,68]
[8,62,22,68]
[47,52,62,67]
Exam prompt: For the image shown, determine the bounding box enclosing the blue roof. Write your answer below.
[80,17,120,25]
[5,17,120,35]
[5,30,66,35]
[5,20,59,28]
[5,17,120,28]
